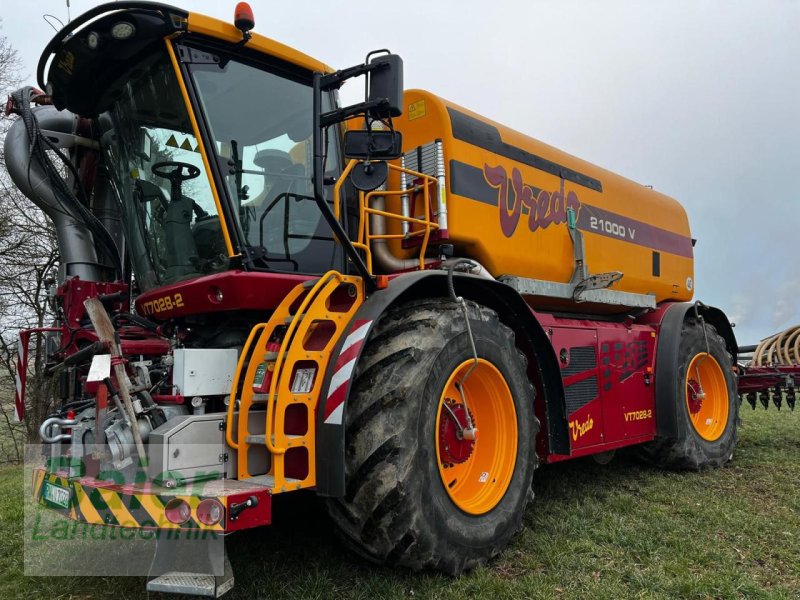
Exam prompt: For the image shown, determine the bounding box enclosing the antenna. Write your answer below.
[66,0,71,23]
[43,14,65,32]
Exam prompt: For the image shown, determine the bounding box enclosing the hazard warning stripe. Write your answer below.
[323,319,372,425]
[32,468,46,498]
[13,336,27,422]
[74,483,105,525]
[136,491,168,526]
[97,488,139,528]
[33,470,223,531]
[127,494,164,528]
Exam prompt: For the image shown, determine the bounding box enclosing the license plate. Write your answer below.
[42,481,71,509]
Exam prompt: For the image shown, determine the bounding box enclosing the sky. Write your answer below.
[1,0,799,346]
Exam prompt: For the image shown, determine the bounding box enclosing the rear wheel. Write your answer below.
[637,320,738,469]
[326,299,538,574]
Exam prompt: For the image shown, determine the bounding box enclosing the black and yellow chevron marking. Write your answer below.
[33,469,224,531]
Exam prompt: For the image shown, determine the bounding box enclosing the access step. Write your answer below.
[147,572,233,598]
[244,434,304,445]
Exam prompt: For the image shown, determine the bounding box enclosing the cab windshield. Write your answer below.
[187,47,341,274]
[101,49,229,292]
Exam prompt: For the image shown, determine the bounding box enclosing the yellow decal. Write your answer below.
[569,415,594,441]
[624,409,653,422]
[166,134,179,148]
[139,293,185,316]
[180,138,193,151]
[408,100,426,121]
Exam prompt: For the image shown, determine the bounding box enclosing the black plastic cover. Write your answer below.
[368,54,403,118]
[43,6,184,115]
[343,130,402,160]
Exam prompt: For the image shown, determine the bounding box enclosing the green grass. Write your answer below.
[1,408,799,599]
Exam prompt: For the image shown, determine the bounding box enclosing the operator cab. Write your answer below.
[44,3,344,294]
[100,54,228,291]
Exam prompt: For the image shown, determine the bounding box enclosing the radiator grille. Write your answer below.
[565,376,598,415]
[561,345,597,377]
[404,141,440,180]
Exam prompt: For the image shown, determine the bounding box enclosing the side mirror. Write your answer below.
[368,54,403,118]
[344,130,403,160]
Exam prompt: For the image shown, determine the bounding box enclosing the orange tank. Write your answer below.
[392,90,695,305]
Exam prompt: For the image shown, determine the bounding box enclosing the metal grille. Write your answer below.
[404,141,439,180]
[562,346,597,377]
[565,376,599,415]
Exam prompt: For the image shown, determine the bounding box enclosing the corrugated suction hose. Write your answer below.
[752,325,800,366]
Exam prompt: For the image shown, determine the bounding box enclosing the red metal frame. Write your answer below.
[134,270,315,320]
[738,365,800,394]
[533,306,672,463]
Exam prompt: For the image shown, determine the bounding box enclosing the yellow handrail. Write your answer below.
[363,164,440,271]
[225,322,267,450]
[263,270,345,455]
[333,159,358,220]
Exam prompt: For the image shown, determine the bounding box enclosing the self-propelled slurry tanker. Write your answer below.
[9,2,782,596]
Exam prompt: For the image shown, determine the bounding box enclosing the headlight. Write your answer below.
[110,22,136,40]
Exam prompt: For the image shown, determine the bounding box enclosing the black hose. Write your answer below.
[446,259,478,302]
[11,87,122,278]
[111,312,159,332]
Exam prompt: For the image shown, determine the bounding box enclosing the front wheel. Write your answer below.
[326,299,538,574]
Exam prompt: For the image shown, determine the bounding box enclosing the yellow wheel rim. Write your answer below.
[435,358,518,515]
[685,353,729,441]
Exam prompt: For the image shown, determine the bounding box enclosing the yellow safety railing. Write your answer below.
[333,159,440,273]
[225,270,364,492]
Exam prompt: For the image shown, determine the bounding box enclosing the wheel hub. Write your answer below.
[438,399,475,466]
[687,378,705,414]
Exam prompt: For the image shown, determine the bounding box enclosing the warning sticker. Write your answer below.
[408,100,426,121]
[291,368,316,394]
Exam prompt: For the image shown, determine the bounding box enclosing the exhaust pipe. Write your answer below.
[369,194,424,272]
[4,105,104,282]
[368,194,493,279]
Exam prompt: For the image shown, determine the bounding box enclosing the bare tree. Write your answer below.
[0,28,60,462]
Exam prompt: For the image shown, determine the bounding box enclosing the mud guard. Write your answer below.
[653,302,737,440]
[314,271,568,498]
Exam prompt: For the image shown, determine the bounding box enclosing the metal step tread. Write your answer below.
[245,433,305,445]
[246,474,301,487]
[250,393,273,403]
[147,572,234,597]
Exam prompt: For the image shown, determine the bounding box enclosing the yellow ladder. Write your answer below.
[225,271,364,492]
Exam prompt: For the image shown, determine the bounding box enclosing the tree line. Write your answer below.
[0,31,59,462]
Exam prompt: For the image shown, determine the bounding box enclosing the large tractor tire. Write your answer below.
[326,298,538,574]
[637,319,738,470]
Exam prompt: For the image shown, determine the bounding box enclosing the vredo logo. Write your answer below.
[569,414,594,442]
[483,164,581,238]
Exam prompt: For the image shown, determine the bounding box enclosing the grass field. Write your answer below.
[1,408,798,599]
